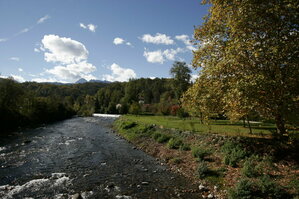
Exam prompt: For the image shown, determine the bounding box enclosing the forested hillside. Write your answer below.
[0,78,108,134]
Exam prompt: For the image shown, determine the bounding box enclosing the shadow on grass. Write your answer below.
[238,137,299,165]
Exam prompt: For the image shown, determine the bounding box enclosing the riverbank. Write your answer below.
[113,115,299,199]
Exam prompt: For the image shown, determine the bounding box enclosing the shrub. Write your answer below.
[197,160,209,178]
[179,143,191,151]
[121,121,137,129]
[167,138,183,149]
[228,178,255,199]
[288,176,299,195]
[157,134,172,143]
[192,146,211,160]
[152,132,162,140]
[222,141,247,167]
[170,105,180,116]
[229,176,291,199]
[169,157,182,164]
[177,108,189,118]
[241,155,261,177]
[258,175,290,199]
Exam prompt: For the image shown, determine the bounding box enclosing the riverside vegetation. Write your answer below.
[114,115,299,198]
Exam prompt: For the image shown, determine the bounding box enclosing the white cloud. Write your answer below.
[175,35,191,45]
[46,61,96,81]
[1,15,49,43]
[191,74,199,82]
[113,37,132,46]
[143,48,184,64]
[87,24,97,32]
[20,28,30,34]
[10,57,20,61]
[37,15,50,24]
[11,75,25,82]
[186,45,197,51]
[140,33,174,45]
[34,48,40,53]
[0,38,7,42]
[31,77,60,83]
[40,34,96,82]
[18,68,23,72]
[175,34,196,51]
[80,23,97,32]
[143,50,165,64]
[113,37,125,45]
[42,34,88,64]
[103,63,136,82]
[163,48,184,61]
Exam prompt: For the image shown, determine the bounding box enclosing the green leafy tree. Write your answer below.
[170,61,192,99]
[129,102,141,115]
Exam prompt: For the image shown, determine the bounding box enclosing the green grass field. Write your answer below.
[123,115,277,137]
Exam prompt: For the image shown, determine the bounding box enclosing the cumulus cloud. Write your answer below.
[37,15,50,24]
[11,75,25,82]
[46,61,96,81]
[175,34,196,51]
[140,33,174,45]
[175,35,190,45]
[103,63,136,82]
[18,68,23,72]
[40,34,96,82]
[10,57,20,61]
[143,50,165,64]
[143,48,184,64]
[163,48,184,61]
[0,74,26,82]
[42,34,88,64]
[113,37,132,46]
[80,23,97,32]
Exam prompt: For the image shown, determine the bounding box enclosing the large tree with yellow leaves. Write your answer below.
[183,0,299,134]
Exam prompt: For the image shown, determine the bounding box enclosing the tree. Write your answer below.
[170,61,192,99]
[129,102,141,115]
[188,0,299,135]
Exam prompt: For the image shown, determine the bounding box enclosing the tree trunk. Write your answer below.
[246,115,252,134]
[242,117,246,127]
[275,114,286,135]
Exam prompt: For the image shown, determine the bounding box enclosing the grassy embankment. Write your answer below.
[114,115,299,199]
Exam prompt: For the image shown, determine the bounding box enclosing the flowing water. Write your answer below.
[0,117,200,199]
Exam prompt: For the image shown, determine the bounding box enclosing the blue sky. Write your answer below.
[0,0,209,83]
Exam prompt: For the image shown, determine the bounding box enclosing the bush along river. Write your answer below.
[0,116,201,199]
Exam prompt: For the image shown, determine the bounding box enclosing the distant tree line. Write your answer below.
[0,78,108,134]
[95,61,192,116]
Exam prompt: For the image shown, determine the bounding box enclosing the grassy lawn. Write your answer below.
[124,115,276,137]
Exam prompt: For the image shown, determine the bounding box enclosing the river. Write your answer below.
[0,117,200,199]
